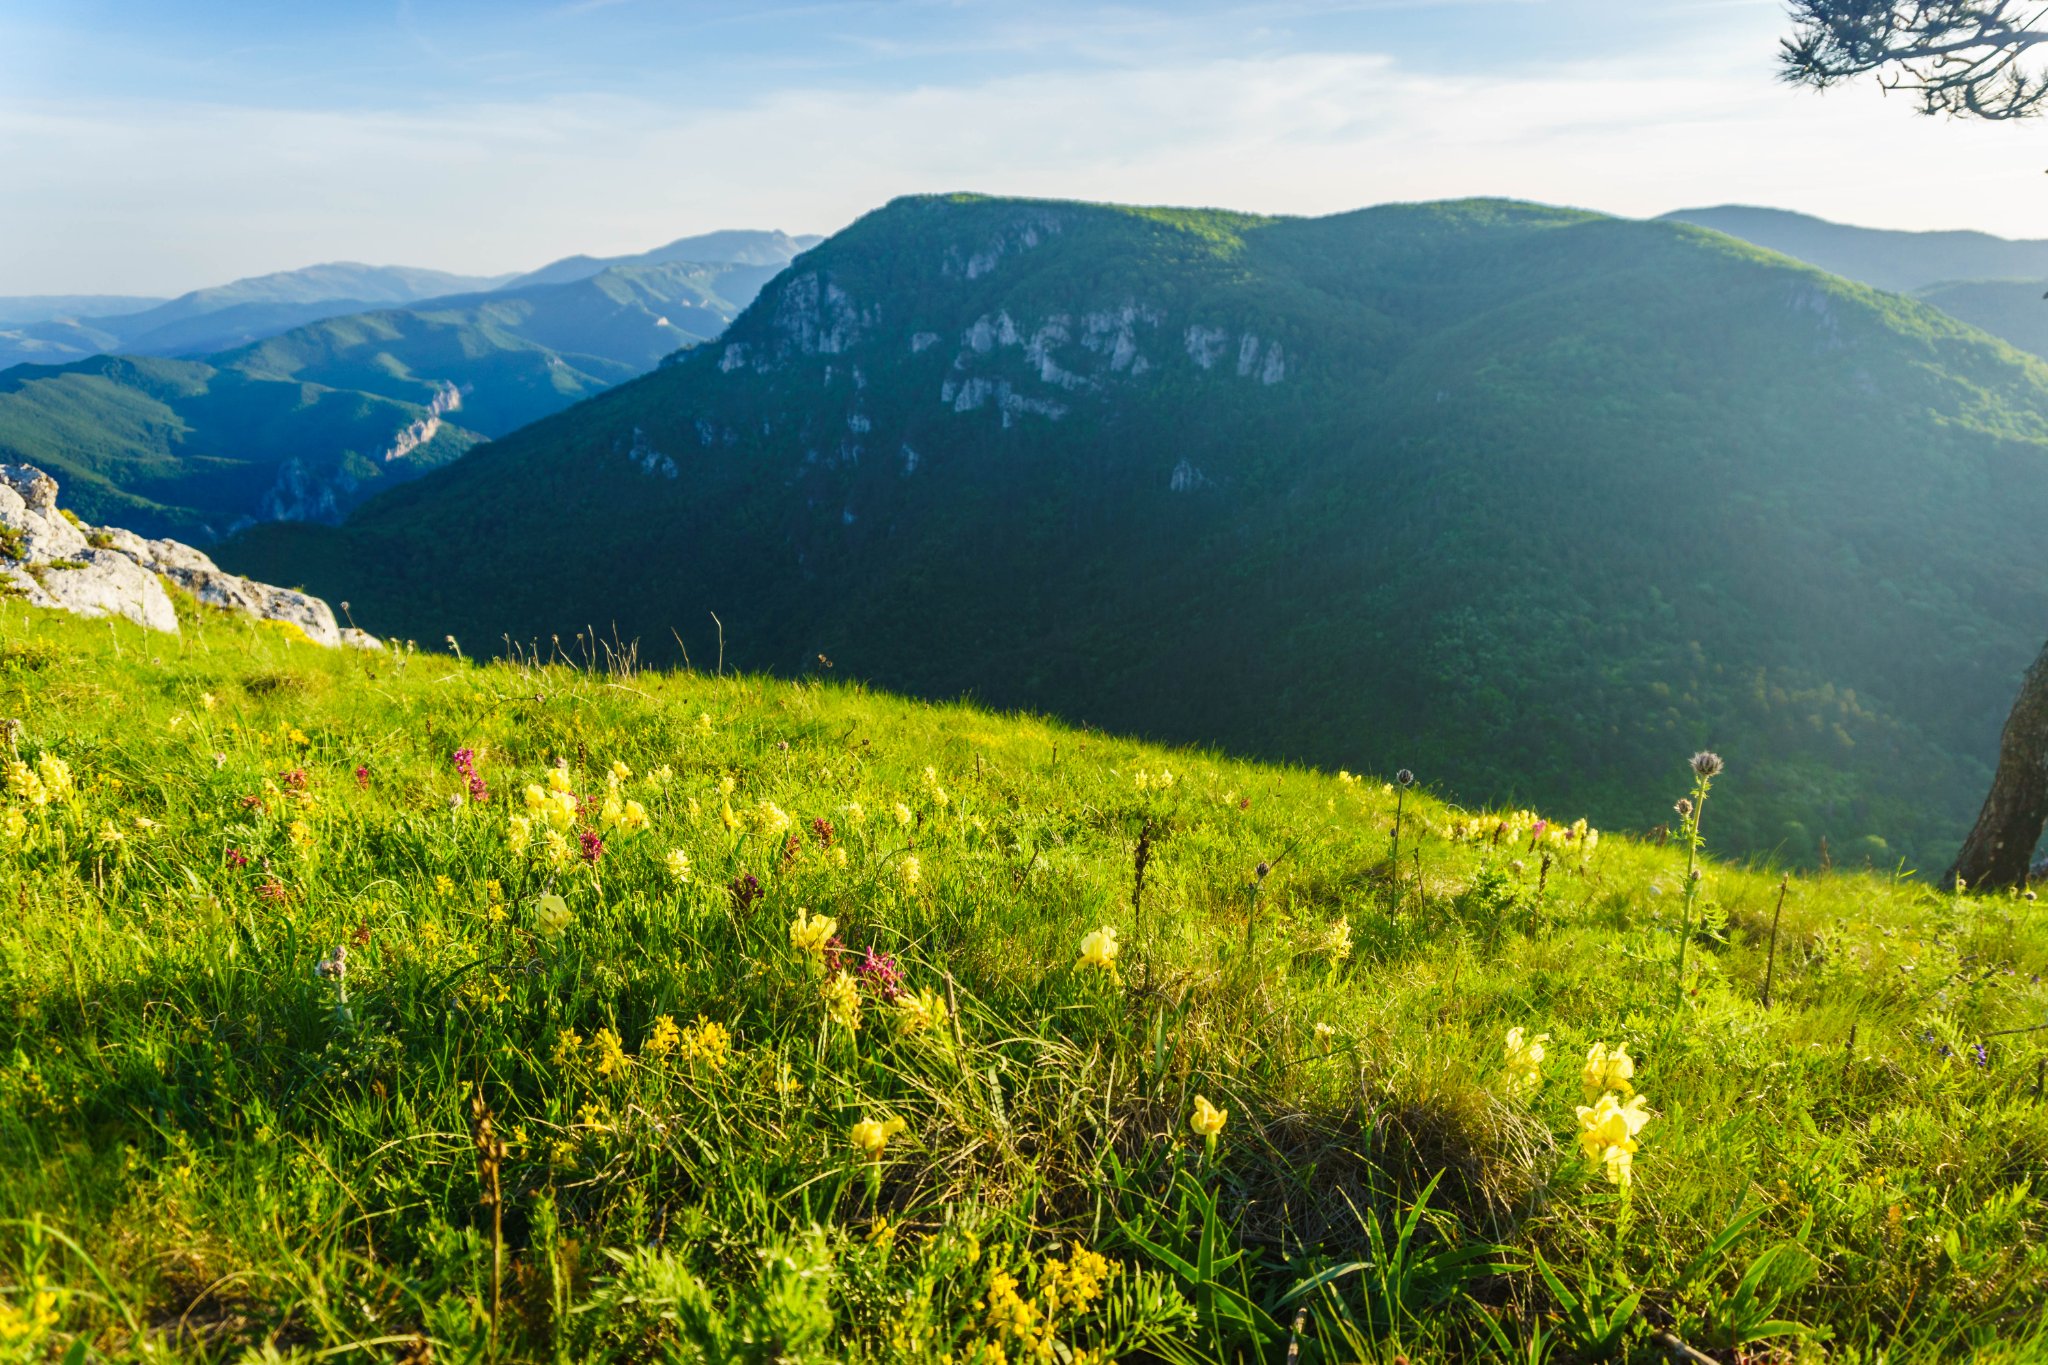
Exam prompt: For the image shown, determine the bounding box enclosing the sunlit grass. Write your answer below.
[1,595,2046,1362]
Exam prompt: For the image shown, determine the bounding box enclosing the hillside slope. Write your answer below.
[0,355,480,539]
[224,193,2048,865]
[2,599,2044,1360]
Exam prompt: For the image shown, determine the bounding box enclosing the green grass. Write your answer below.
[2,598,2047,1362]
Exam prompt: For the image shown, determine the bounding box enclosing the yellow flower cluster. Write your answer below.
[741,800,790,838]
[665,848,691,884]
[923,765,950,808]
[524,782,580,831]
[1582,1041,1635,1100]
[592,1026,629,1079]
[1576,1041,1650,1186]
[1576,1091,1653,1187]
[1076,926,1120,972]
[851,1114,907,1158]
[1189,1094,1227,1138]
[642,1014,732,1070]
[1133,767,1175,791]
[898,854,922,890]
[892,986,950,1036]
[973,1245,1116,1363]
[1503,1027,1550,1092]
[790,907,838,956]
[823,970,862,1032]
[5,755,73,809]
[599,790,649,835]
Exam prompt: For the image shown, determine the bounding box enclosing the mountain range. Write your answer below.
[0,232,814,539]
[218,192,2048,867]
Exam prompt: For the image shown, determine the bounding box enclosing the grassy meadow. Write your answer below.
[1,595,2046,1362]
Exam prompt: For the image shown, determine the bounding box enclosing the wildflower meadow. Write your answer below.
[2,598,2046,1362]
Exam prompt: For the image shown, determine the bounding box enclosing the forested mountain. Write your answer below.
[221,193,2048,864]
[0,242,810,538]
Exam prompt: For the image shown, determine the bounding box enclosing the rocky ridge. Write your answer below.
[1,463,378,647]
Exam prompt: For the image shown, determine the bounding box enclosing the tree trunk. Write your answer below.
[1947,637,2048,890]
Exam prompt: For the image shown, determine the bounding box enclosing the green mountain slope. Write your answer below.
[0,252,802,538]
[215,260,786,436]
[222,193,2048,865]
[0,355,480,539]
[1913,277,2048,360]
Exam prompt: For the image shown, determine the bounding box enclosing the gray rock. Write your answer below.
[1,462,355,646]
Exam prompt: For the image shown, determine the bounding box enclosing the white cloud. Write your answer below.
[4,24,2046,294]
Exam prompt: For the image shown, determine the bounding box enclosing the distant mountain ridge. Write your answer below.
[1660,206,2048,293]
[222,192,2048,868]
[0,230,816,539]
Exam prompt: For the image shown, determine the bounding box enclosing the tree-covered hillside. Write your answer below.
[0,257,796,540]
[225,194,2048,866]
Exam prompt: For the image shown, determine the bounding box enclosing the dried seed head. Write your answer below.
[1395,769,1415,788]
[1674,797,1694,818]
[1255,861,1271,880]
[1690,751,1724,780]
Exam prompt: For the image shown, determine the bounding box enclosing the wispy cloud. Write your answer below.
[1,7,2041,294]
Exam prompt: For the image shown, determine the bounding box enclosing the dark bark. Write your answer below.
[1948,637,2048,890]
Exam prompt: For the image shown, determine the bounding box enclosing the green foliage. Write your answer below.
[0,261,787,542]
[228,193,2048,867]
[3,599,2048,1360]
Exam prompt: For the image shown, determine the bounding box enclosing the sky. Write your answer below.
[4,0,2047,297]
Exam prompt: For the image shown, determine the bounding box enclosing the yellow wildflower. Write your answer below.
[643,1014,681,1059]
[893,801,914,826]
[1582,1041,1636,1101]
[535,893,573,937]
[507,814,533,854]
[650,764,674,786]
[543,828,572,868]
[2,808,25,843]
[1041,1247,1112,1315]
[665,848,690,883]
[1504,1027,1550,1092]
[550,1027,583,1069]
[1077,925,1120,972]
[610,760,632,781]
[1575,1091,1653,1186]
[434,873,455,897]
[823,970,862,1032]
[1190,1093,1228,1138]
[898,854,921,890]
[720,801,740,832]
[592,1026,629,1079]
[1314,1021,1337,1054]
[684,1016,732,1070]
[1321,916,1352,963]
[717,774,736,796]
[288,819,315,852]
[790,907,839,956]
[748,800,792,838]
[892,986,949,1035]
[200,692,218,711]
[851,1114,908,1159]
[547,767,574,793]
[6,759,47,807]
[868,1216,897,1247]
[842,801,866,824]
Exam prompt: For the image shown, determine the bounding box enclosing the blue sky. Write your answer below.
[4,0,2045,295]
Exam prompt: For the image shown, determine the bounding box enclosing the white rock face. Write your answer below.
[0,463,377,647]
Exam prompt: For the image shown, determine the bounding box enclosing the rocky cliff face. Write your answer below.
[0,463,378,647]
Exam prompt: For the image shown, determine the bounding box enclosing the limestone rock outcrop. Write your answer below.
[0,463,378,647]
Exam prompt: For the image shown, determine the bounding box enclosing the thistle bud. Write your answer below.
[1674,797,1693,818]
[1690,751,1724,780]
[1396,769,1414,787]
